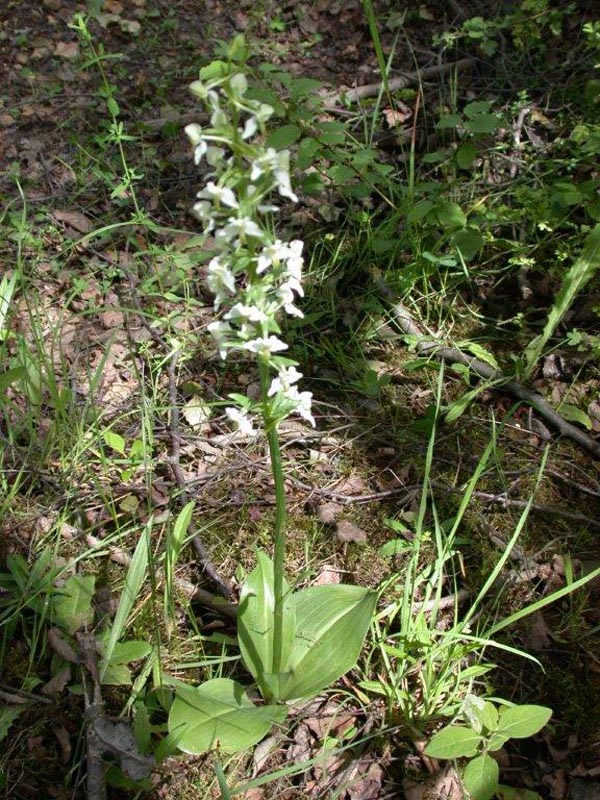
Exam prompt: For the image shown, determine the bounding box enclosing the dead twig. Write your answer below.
[388,301,600,460]
[85,533,238,620]
[323,58,475,108]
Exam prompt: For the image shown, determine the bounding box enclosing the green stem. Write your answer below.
[257,357,287,677]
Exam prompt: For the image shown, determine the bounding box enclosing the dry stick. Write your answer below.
[389,302,600,460]
[166,350,234,601]
[323,58,475,108]
[85,533,238,620]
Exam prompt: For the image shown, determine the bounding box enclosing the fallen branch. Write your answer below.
[389,302,600,460]
[323,58,474,108]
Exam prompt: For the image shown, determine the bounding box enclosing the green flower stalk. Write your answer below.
[185,65,313,679]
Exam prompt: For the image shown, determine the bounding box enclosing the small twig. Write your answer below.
[413,588,470,613]
[388,302,600,459]
[323,58,474,108]
[85,533,238,620]
[166,349,234,601]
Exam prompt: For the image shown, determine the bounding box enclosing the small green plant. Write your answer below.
[424,695,552,800]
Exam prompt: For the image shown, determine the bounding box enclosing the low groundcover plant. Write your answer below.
[167,39,378,756]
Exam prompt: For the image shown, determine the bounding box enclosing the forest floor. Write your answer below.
[1,0,600,799]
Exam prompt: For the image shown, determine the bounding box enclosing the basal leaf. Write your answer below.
[280,584,377,701]
[168,678,287,755]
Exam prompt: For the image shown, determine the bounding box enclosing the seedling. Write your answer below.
[425,694,552,800]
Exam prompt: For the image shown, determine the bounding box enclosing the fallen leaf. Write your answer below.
[54,41,79,59]
[182,395,212,430]
[335,519,368,543]
[317,502,343,524]
[52,209,95,233]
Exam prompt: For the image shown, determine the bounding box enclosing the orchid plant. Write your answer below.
[167,39,378,756]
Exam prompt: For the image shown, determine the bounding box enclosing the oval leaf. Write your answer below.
[280,584,378,701]
[424,725,483,759]
[168,678,287,755]
[463,753,499,800]
[496,705,552,739]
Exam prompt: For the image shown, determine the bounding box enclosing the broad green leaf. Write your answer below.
[452,228,484,260]
[279,584,378,701]
[496,784,543,800]
[463,695,498,734]
[436,201,467,229]
[0,705,27,742]
[100,524,150,680]
[53,574,95,635]
[168,678,287,755]
[317,121,347,145]
[101,662,133,685]
[558,403,592,429]
[297,137,322,169]
[265,124,302,150]
[487,732,510,751]
[464,114,503,134]
[436,113,462,130]
[424,725,483,759]
[289,77,323,101]
[463,753,499,800]
[525,224,600,375]
[496,705,552,739]
[464,101,493,117]
[406,199,435,224]
[456,142,478,169]
[108,640,152,665]
[237,551,296,699]
[0,366,25,394]
[102,430,126,455]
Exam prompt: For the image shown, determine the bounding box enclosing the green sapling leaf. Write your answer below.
[463,753,499,800]
[496,705,552,739]
[53,574,95,635]
[424,725,483,759]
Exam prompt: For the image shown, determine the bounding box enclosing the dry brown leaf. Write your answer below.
[52,209,95,233]
[317,502,343,524]
[53,41,79,59]
[335,519,368,543]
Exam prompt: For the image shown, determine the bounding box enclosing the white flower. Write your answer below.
[225,406,257,437]
[285,240,304,277]
[191,200,214,229]
[229,73,248,96]
[241,336,288,357]
[242,115,258,140]
[207,320,234,359]
[268,365,303,396]
[221,217,264,243]
[205,145,226,167]
[224,303,268,325]
[185,123,203,146]
[288,386,315,427]
[257,240,290,274]
[211,107,228,128]
[255,103,274,123]
[206,257,236,308]
[198,181,239,208]
[249,149,297,202]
